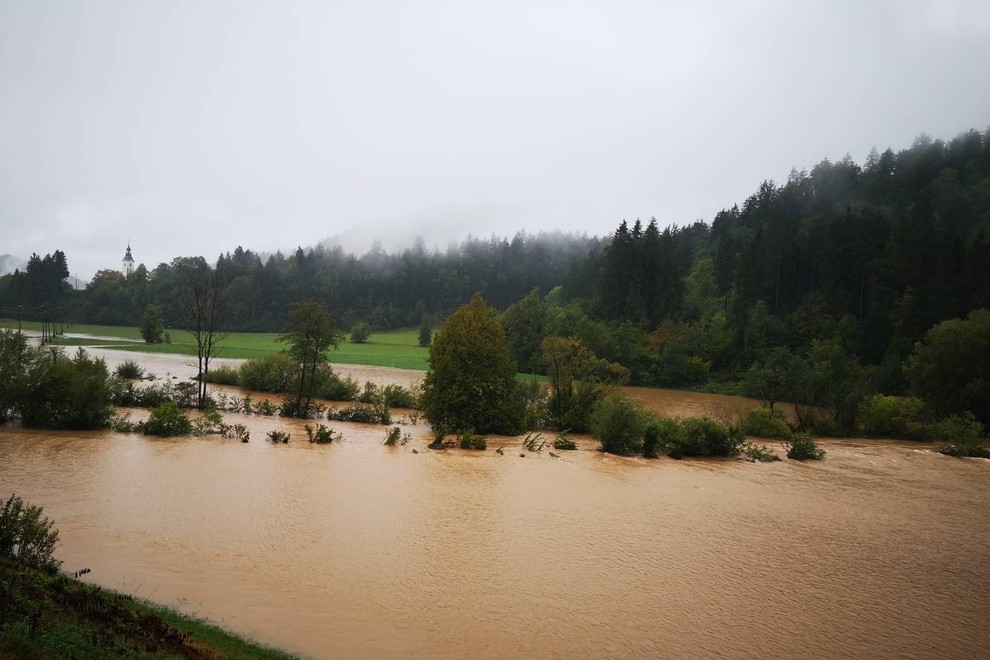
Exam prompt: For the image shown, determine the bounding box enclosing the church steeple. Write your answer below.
[122,241,134,277]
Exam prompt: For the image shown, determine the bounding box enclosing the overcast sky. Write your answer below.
[1,0,988,280]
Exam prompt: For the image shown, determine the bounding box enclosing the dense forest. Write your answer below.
[2,127,989,428]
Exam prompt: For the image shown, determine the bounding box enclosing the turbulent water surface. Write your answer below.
[1,355,988,659]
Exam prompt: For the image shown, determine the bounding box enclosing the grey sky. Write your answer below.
[1,0,988,280]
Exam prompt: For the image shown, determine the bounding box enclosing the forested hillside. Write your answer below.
[2,128,988,428]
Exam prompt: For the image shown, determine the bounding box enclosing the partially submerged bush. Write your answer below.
[668,417,743,459]
[384,426,402,445]
[523,432,546,451]
[267,430,290,444]
[239,353,298,392]
[356,381,419,408]
[140,401,192,437]
[327,402,391,425]
[784,433,825,460]
[203,364,240,386]
[0,494,61,573]
[191,407,225,436]
[642,423,661,458]
[590,392,646,456]
[520,380,551,432]
[305,424,339,444]
[252,399,278,416]
[428,429,452,450]
[15,348,114,430]
[858,394,935,440]
[742,443,782,463]
[558,381,605,433]
[552,432,577,451]
[794,408,845,437]
[740,408,793,440]
[935,413,989,458]
[114,359,145,380]
[110,413,137,433]
[279,398,328,419]
[316,370,360,401]
[382,384,419,409]
[220,423,250,442]
[458,429,487,450]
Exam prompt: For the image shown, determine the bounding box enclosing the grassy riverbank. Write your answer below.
[1,320,430,371]
[0,557,294,659]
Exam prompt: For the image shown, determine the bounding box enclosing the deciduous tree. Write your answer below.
[421,294,524,435]
[278,299,342,415]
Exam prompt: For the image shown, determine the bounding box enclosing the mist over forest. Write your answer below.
[3,126,989,424]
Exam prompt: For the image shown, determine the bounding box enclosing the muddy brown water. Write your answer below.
[1,352,988,659]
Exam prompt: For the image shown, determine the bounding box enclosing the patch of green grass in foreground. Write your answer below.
[1,320,431,371]
[0,556,295,659]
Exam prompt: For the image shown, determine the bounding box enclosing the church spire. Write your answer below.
[122,241,134,276]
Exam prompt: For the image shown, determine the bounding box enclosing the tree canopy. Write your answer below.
[278,299,342,415]
[421,294,524,435]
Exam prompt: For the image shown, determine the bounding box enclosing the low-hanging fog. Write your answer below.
[1,0,988,279]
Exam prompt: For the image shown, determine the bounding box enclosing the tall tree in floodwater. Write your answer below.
[278,299,341,416]
[175,257,227,408]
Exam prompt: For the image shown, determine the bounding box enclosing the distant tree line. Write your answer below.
[2,127,988,434]
[0,232,601,332]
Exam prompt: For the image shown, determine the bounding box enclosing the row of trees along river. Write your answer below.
[1,127,989,440]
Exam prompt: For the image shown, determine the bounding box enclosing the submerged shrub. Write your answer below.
[740,408,793,440]
[934,413,989,458]
[552,432,577,451]
[191,407,225,436]
[252,399,278,416]
[266,430,290,444]
[278,397,327,419]
[668,417,743,459]
[114,359,145,380]
[520,380,551,431]
[590,392,646,456]
[742,443,782,463]
[382,384,419,409]
[458,429,487,450]
[17,348,114,430]
[327,402,391,425]
[357,381,381,404]
[0,494,62,573]
[109,413,137,433]
[559,381,605,434]
[784,433,825,460]
[642,423,661,459]
[140,401,192,437]
[384,426,402,445]
[858,395,935,440]
[203,364,240,386]
[220,423,250,442]
[239,353,298,392]
[523,432,546,451]
[316,370,360,401]
[305,424,339,444]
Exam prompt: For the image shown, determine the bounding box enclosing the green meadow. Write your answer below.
[1,320,431,371]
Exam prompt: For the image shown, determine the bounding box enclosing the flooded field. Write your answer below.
[1,352,988,659]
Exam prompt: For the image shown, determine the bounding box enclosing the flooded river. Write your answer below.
[1,354,988,658]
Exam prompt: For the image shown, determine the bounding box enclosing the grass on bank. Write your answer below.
[0,320,430,370]
[0,557,295,659]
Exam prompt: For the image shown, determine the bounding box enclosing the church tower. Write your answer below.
[122,242,134,277]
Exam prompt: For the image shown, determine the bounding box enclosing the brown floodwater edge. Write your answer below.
[1,421,987,660]
[3,351,988,659]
